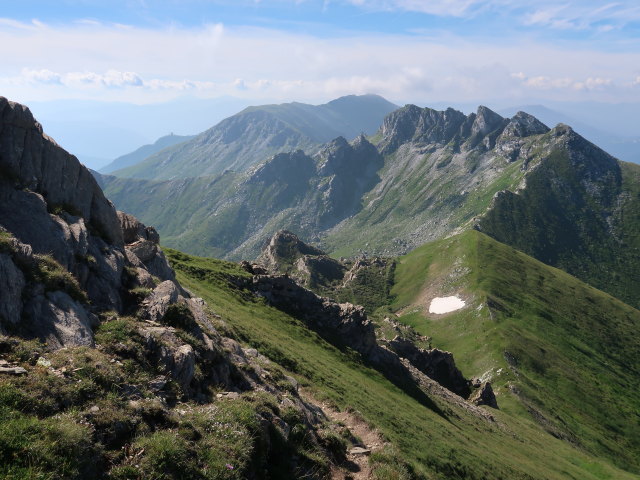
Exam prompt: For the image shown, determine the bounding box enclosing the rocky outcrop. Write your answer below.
[256,230,346,291]
[469,381,498,409]
[250,272,474,401]
[379,105,469,154]
[386,336,470,398]
[0,98,177,347]
[257,230,325,274]
[0,97,122,247]
[252,274,378,356]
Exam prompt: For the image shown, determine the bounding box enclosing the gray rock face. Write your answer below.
[386,336,470,398]
[0,97,184,348]
[379,105,469,154]
[0,96,123,247]
[0,98,129,313]
[23,290,94,349]
[0,253,25,328]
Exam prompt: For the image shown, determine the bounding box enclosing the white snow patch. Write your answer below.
[429,296,466,314]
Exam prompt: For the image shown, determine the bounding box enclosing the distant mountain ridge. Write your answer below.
[100,133,194,173]
[101,103,640,309]
[112,94,398,180]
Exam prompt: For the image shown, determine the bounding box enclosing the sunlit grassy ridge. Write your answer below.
[391,230,640,474]
[166,247,637,479]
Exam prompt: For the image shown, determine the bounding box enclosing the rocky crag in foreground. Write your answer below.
[0,98,362,479]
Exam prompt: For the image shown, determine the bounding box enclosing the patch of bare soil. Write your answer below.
[301,390,387,480]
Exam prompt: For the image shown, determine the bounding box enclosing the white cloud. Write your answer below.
[21,68,62,85]
[0,19,639,104]
[520,1,640,30]
[340,0,640,30]
[512,73,614,92]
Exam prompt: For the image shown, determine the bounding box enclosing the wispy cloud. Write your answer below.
[511,72,615,91]
[1,18,639,105]
[339,0,640,30]
[343,0,483,17]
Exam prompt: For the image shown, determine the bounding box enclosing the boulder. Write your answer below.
[142,280,181,323]
[23,290,94,349]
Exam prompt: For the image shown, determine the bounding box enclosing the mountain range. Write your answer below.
[1,95,639,479]
[99,101,640,310]
[109,94,398,180]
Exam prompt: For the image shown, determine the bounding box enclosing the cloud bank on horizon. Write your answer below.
[1,0,639,106]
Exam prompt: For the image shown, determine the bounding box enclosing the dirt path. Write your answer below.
[301,390,386,480]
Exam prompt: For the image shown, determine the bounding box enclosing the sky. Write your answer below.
[2,0,640,107]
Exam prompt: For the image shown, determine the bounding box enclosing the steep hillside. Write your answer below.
[100,133,194,173]
[112,94,397,180]
[390,230,640,473]
[0,98,366,479]
[477,131,640,309]
[167,238,639,479]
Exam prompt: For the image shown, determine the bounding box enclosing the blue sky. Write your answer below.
[1,0,640,106]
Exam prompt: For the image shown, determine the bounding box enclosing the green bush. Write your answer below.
[0,231,15,255]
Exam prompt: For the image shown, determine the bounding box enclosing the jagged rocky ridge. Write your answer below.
[245,231,502,405]
[102,102,640,308]
[101,104,553,261]
[101,133,384,260]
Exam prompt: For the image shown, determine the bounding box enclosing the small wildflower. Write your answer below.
[225,463,234,470]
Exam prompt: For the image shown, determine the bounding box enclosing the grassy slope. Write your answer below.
[479,150,640,310]
[391,230,640,475]
[166,248,637,480]
[323,141,529,259]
